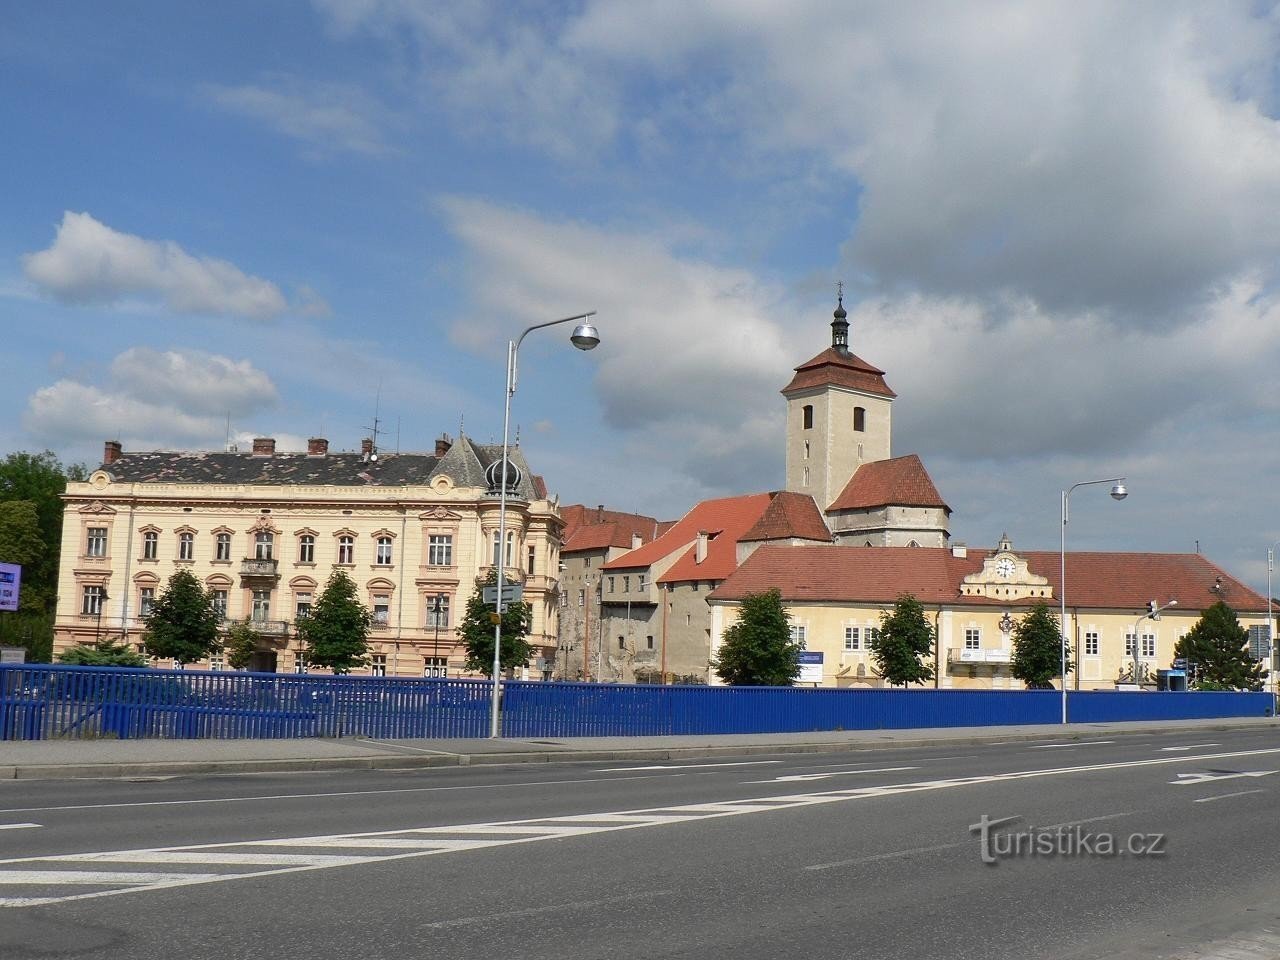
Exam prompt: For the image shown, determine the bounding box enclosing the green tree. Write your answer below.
[457,572,533,676]
[712,588,800,686]
[223,621,262,670]
[296,570,371,674]
[142,570,221,665]
[0,451,86,614]
[1174,601,1267,691]
[0,501,45,614]
[871,593,936,687]
[1010,603,1071,689]
[57,639,147,667]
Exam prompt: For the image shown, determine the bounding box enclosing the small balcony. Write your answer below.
[240,558,279,578]
[243,618,290,637]
[948,647,1012,665]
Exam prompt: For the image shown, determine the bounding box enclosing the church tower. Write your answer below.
[781,291,895,511]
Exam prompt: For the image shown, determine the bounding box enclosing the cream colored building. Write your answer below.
[54,435,564,677]
[708,539,1271,690]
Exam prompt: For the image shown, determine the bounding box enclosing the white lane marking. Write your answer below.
[61,852,373,867]
[1038,812,1133,831]
[1193,789,1268,804]
[0,774,663,816]
[1172,770,1276,786]
[0,871,222,886]
[746,766,918,784]
[1028,740,1115,749]
[805,841,968,871]
[0,824,40,831]
[7,744,1280,908]
[601,761,781,771]
[1159,743,1221,752]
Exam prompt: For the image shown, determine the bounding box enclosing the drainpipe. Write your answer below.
[393,503,408,677]
[933,606,942,689]
[660,583,669,683]
[119,496,136,642]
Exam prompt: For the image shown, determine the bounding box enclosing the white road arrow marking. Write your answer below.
[747,766,918,783]
[0,824,40,831]
[1160,743,1220,752]
[1171,770,1277,785]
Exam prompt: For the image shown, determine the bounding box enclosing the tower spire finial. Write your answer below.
[831,281,850,356]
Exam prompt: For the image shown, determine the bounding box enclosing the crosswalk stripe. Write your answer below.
[60,852,374,867]
[0,871,222,886]
[255,837,503,850]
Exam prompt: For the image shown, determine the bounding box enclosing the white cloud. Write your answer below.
[23,348,285,451]
[22,212,290,319]
[201,77,397,157]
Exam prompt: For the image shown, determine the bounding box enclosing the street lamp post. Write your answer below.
[1268,543,1280,696]
[432,594,444,661]
[1060,477,1127,724]
[94,590,110,647]
[489,312,600,738]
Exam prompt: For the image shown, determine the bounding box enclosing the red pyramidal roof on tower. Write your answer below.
[781,347,896,398]
[827,454,950,513]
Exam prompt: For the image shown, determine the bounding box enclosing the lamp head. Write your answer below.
[1109,482,1128,501]
[569,321,600,351]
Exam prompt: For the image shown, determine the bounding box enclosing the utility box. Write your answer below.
[1156,669,1187,692]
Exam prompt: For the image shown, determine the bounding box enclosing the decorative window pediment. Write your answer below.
[293,527,319,538]
[205,573,233,588]
[248,515,279,534]
[370,528,398,540]
[288,575,318,589]
[79,500,117,516]
[419,507,462,522]
[366,577,396,591]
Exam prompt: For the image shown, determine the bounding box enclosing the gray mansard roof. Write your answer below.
[100,437,546,499]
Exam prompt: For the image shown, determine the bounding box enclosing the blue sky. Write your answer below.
[5,1,1280,593]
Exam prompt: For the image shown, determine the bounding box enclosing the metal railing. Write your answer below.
[0,664,1272,741]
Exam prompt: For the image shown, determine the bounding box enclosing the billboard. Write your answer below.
[0,563,19,613]
[798,650,824,684]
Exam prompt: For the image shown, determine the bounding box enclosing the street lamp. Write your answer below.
[432,594,444,664]
[1060,477,1127,723]
[1267,543,1280,695]
[94,589,110,646]
[489,312,600,738]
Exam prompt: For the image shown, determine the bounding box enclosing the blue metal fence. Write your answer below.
[0,664,1272,741]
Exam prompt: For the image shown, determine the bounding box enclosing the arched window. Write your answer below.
[142,530,158,560]
[907,540,920,548]
[178,531,194,561]
[802,405,814,430]
[375,536,393,566]
[338,535,355,565]
[854,406,866,432]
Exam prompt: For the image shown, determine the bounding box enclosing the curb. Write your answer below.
[3,718,1274,780]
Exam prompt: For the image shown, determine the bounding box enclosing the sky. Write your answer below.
[4,1,1280,594]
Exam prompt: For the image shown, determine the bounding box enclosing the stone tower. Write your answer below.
[781,293,895,511]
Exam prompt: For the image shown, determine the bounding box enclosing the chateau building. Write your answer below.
[53,434,564,677]
[708,539,1271,690]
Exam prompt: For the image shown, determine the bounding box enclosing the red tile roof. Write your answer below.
[604,492,774,580]
[741,491,833,543]
[781,347,896,399]
[560,504,664,553]
[707,545,1267,613]
[827,454,950,513]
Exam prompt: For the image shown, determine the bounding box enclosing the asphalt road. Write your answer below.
[1,728,1279,960]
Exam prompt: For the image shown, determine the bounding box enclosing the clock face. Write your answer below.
[996,557,1015,579]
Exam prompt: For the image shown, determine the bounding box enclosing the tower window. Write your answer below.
[802,405,813,430]
[854,407,866,432]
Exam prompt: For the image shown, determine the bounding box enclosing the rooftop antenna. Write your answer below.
[395,417,401,456]
[458,413,464,438]
[361,383,384,461]
[224,412,238,453]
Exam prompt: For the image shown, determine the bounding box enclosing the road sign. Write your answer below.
[0,563,20,613]
[481,583,524,605]
[798,650,823,684]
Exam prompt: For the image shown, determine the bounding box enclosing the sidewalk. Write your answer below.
[0,716,1274,780]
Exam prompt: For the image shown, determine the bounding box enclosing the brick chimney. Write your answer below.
[695,530,709,564]
[361,438,374,457]
[103,440,122,465]
[596,504,605,522]
[251,437,276,456]
[307,437,328,456]
[435,434,452,457]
